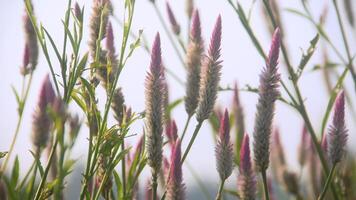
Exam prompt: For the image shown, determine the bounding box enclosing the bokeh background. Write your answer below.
[1,0,355,198]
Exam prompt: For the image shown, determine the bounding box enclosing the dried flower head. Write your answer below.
[215,109,234,181]
[328,90,348,164]
[166,2,181,35]
[196,15,222,122]
[23,3,38,72]
[184,10,204,117]
[167,140,185,200]
[238,134,256,200]
[253,28,281,171]
[31,75,56,149]
[95,154,112,198]
[145,33,165,178]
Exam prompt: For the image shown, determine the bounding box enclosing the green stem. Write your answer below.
[122,140,126,198]
[261,170,270,200]
[332,0,356,92]
[215,180,225,200]
[17,160,36,190]
[180,115,192,142]
[318,164,337,200]
[181,121,203,163]
[27,148,40,200]
[152,172,158,200]
[33,135,59,200]
[0,73,34,177]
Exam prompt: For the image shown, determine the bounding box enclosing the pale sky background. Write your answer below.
[0,0,356,198]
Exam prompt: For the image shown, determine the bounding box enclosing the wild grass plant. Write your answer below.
[0,0,356,199]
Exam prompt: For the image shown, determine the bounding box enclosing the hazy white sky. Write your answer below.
[0,0,355,193]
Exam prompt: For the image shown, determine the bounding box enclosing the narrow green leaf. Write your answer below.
[11,156,20,187]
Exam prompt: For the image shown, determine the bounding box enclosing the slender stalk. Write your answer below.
[180,115,192,142]
[332,0,356,92]
[181,121,203,163]
[121,140,126,198]
[27,148,40,200]
[152,3,186,68]
[318,164,337,200]
[152,172,158,200]
[215,180,225,200]
[17,160,36,190]
[34,136,59,200]
[261,170,270,200]
[261,1,340,198]
[0,73,34,176]
[176,36,187,53]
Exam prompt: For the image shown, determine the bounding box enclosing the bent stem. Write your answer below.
[318,164,337,200]
[261,170,270,200]
[215,180,225,200]
[181,121,203,163]
[180,115,192,143]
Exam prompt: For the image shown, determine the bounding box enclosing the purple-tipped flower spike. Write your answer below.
[238,134,256,200]
[184,10,204,117]
[31,75,56,149]
[328,90,348,164]
[297,125,308,167]
[74,2,82,21]
[23,3,38,72]
[233,82,245,162]
[253,27,281,171]
[166,120,178,146]
[215,109,234,181]
[166,2,181,35]
[145,33,165,182]
[196,16,222,122]
[167,140,185,200]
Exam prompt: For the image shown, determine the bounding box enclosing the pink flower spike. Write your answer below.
[166,1,180,35]
[150,33,162,76]
[267,27,281,69]
[190,10,201,42]
[208,15,222,61]
[167,139,185,200]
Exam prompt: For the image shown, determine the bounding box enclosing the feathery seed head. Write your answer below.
[167,140,185,200]
[215,109,234,181]
[31,75,56,149]
[321,133,328,155]
[166,2,181,35]
[185,0,194,19]
[238,134,256,200]
[253,27,281,172]
[184,10,204,116]
[328,90,348,164]
[145,33,165,177]
[196,16,222,122]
